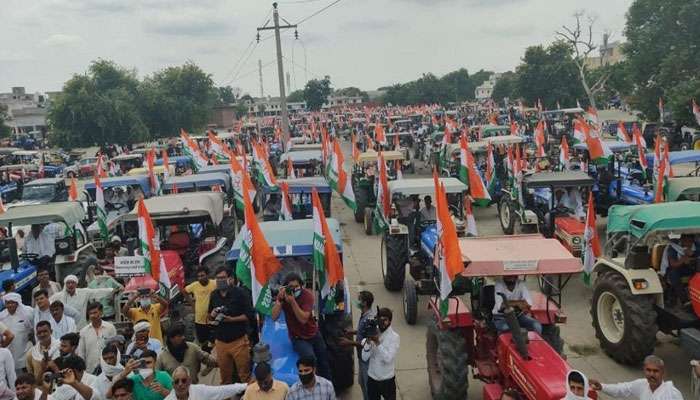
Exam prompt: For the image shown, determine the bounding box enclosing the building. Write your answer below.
[0,87,49,133]
[321,95,363,109]
[246,96,307,116]
[476,73,500,101]
[208,105,237,129]
[584,37,625,70]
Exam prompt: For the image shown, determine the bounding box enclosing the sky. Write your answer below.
[0,0,633,96]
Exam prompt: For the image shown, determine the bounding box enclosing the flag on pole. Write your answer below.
[328,139,356,211]
[534,120,546,157]
[581,118,612,164]
[108,161,119,177]
[485,143,496,194]
[433,170,465,316]
[582,191,601,286]
[146,149,161,195]
[559,136,570,170]
[180,129,209,171]
[69,177,79,201]
[616,122,632,143]
[137,199,171,295]
[96,154,108,178]
[207,131,229,161]
[161,150,170,180]
[252,141,278,189]
[374,151,391,232]
[235,175,281,315]
[312,189,346,313]
[464,195,477,236]
[374,123,387,146]
[693,99,700,126]
[279,182,293,221]
[229,153,256,212]
[632,123,646,148]
[94,174,109,241]
[459,135,491,202]
[394,159,403,180]
[573,118,586,144]
[351,133,360,163]
[586,106,599,128]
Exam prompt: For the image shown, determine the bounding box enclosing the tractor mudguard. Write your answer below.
[54,243,96,265]
[198,237,228,265]
[593,259,664,297]
[427,296,473,329]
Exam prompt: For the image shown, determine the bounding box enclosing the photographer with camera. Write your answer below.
[338,291,376,400]
[271,273,331,380]
[361,308,400,400]
[48,355,100,400]
[207,267,253,384]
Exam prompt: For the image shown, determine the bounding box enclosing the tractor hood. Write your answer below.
[607,201,700,242]
[0,202,85,227]
[420,224,438,257]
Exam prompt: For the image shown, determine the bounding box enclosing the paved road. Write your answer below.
[333,151,694,399]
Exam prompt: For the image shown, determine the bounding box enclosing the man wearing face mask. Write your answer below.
[110,350,171,400]
[241,362,288,400]
[361,308,399,400]
[492,275,542,334]
[338,291,375,400]
[207,267,253,384]
[271,273,331,380]
[122,290,168,345]
[286,356,335,400]
[155,324,216,383]
[94,345,124,400]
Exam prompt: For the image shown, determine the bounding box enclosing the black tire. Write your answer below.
[541,324,564,355]
[426,316,469,400]
[354,187,369,223]
[220,216,237,243]
[381,235,407,291]
[590,271,658,365]
[363,208,373,236]
[498,197,515,235]
[403,278,418,325]
[253,192,261,214]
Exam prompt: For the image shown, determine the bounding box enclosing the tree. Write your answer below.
[440,69,474,102]
[140,62,217,137]
[287,90,305,103]
[491,71,518,103]
[303,76,332,111]
[216,86,238,105]
[625,0,700,122]
[334,87,370,102]
[48,60,148,148]
[555,12,611,109]
[0,104,10,138]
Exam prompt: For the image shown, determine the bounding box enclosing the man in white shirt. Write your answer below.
[49,301,77,340]
[14,373,51,400]
[164,366,246,400]
[50,355,101,400]
[124,322,161,359]
[589,355,683,400]
[78,303,116,374]
[31,269,61,306]
[50,275,116,329]
[492,276,542,334]
[0,293,33,375]
[23,225,55,271]
[419,195,436,221]
[361,308,400,400]
[0,346,16,400]
[32,291,78,335]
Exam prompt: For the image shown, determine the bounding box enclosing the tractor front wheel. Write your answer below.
[381,235,407,291]
[403,278,418,325]
[426,316,469,400]
[354,187,368,223]
[363,208,374,236]
[591,271,657,365]
[498,197,515,235]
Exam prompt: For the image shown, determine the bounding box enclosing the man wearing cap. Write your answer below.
[87,265,123,320]
[22,224,54,271]
[125,321,162,359]
[108,236,128,258]
[50,275,118,329]
[0,293,32,373]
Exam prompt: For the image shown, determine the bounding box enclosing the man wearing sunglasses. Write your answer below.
[163,366,246,400]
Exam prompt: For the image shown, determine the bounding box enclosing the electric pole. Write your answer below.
[257,2,296,146]
[258,59,264,98]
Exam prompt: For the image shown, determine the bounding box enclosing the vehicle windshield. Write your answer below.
[21,184,55,201]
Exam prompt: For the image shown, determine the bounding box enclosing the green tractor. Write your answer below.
[351,150,405,226]
[591,201,700,364]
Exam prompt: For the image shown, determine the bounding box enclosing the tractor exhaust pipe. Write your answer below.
[497,293,530,359]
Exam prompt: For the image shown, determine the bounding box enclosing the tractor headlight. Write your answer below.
[572,236,582,245]
[57,241,69,250]
[632,279,649,290]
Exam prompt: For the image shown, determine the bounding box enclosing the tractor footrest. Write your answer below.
[474,359,499,381]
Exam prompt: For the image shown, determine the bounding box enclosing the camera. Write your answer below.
[361,318,380,338]
[43,371,64,386]
[211,306,228,326]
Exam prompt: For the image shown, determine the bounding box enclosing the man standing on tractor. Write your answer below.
[272,272,331,380]
[492,275,542,334]
[589,355,683,399]
[23,224,54,271]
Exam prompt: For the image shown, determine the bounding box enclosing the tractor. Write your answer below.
[426,235,582,400]
[498,171,594,257]
[226,218,354,391]
[351,150,404,225]
[260,177,332,221]
[378,177,468,294]
[591,201,700,364]
[10,178,69,208]
[0,202,98,285]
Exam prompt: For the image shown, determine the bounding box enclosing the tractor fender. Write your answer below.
[199,237,228,265]
[427,296,473,329]
[54,243,96,265]
[593,259,664,298]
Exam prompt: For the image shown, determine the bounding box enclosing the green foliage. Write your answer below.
[334,86,369,102]
[216,86,237,105]
[303,76,332,111]
[287,90,305,103]
[380,68,494,106]
[0,104,10,138]
[491,71,518,102]
[587,62,634,107]
[625,0,700,123]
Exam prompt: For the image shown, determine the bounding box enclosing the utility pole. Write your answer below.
[258,59,264,98]
[286,71,291,94]
[257,2,296,146]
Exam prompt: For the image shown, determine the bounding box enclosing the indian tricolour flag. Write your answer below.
[351,133,360,163]
[464,195,477,236]
[617,122,631,143]
[632,123,646,148]
[582,191,601,285]
[69,177,79,202]
[485,143,496,195]
[137,199,171,294]
[328,139,356,211]
[582,119,612,164]
[374,123,387,146]
[180,129,209,171]
[279,182,293,221]
[146,149,161,195]
[161,150,170,180]
[208,131,230,161]
[433,171,465,316]
[374,151,391,232]
[235,175,281,315]
[573,118,586,145]
[459,135,491,203]
[94,174,109,241]
[252,141,278,189]
[559,136,570,170]
[633,128,649,180]
[229,152,257,213]
[312,189,346,313]
[534,120,546,157]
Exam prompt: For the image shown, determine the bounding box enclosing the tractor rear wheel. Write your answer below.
[426,317,469,400]
[403,278,418,325]
[354,187,368,223]
[363,208,374,236]
[381,235,406,291]
[591,271,657,365]
[220,216,237,243]
[498,197,515,235]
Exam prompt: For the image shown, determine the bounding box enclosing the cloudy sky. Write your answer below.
[1,0,632,96]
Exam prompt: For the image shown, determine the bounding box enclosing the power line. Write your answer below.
[217,6,273,86]
[278,0,326,4]
[295,0,343,25]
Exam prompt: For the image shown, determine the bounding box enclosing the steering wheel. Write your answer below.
[20,252,40,260]
[418,219,436,232]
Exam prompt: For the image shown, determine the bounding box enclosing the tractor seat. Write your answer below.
[651,243,667,271]
[166,231,190,255]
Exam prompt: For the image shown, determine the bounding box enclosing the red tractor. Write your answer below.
[425,235,595,400]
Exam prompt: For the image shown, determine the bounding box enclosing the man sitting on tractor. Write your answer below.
[661,234,699,306]
[23,224,54,271]
[492,275,542,334]
[419,195,436,221]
